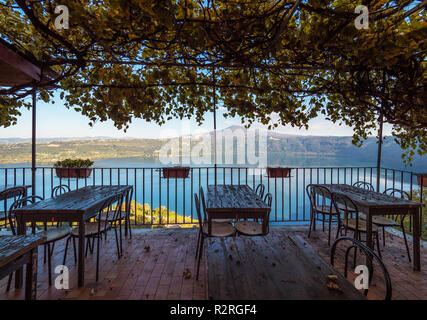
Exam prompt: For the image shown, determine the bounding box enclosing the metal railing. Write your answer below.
[0,166,425,229]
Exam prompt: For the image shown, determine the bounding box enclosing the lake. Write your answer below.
[0,156,423,225]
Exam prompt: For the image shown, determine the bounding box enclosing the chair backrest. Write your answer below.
[264,193,272,207]
[383,188,410,200]
[194,193,203,229]
[306,184,333,213]
[353,181,374,191]
[331,192,359,230]
[1,186,26,222]
[255,184,265,199]
[9,195,44,235]
[110,193,125,221]
[51,184,71,198]
[199,187,207,221]
[331,236,392,300]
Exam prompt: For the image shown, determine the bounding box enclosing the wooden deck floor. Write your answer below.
[0,225,425,300]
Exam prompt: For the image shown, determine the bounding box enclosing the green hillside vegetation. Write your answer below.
[127,200,198,227]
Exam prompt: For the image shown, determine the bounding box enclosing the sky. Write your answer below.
[0,93,393,139]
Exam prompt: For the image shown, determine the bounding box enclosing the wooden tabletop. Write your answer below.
[0,235,45,269]
[206,185,270,213]
[13,185,132,215]
[316,184,423,210]
[207,232,365,300]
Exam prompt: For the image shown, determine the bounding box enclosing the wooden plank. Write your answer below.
[0,42,41,84]
[14,185,132,215]
[207,232,365,300]
[317,184,423,210]
[206,185,270,212]
[0,235,45,269]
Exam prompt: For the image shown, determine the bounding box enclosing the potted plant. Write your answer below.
[54,158,94,179]
[417,174,427,187]
[162,166,190,179]
[266,167,291,178]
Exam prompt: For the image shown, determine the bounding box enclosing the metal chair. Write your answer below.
[194,193,235,280]
[359,188,411,261]
[98,187,134,257]
[0,186,26,230]
[331,236,392,300]
[199,187,232,224]
[353,181,374,191]
[7,195,71,288]
[331,192,382,259]
[51,184,71,198]
[63,194,122,281]
[306,184,339,245]
[235,193,272,236]
[255,183,265,199]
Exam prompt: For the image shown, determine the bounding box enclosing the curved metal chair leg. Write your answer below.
[195,229,201,259]
[72,238,77,263]
[96,236,101,281]
[196,235,204,280]
[375,232,382,259]
[62,237,70,265]
[382,227,386,246]
[401,222,411,262]
[47,243,52,286]
[6,273,12,292]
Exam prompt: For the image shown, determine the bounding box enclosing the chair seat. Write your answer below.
[235,221,264,236]
[315,205,338,214]
[359,213,397,226]
[98,210,127,222]
[212,218,233,224]
[37,226,72,243]
[336,203,356,212]
[342,218,378,233]
[71,222,109,237]
[202,222,235,237]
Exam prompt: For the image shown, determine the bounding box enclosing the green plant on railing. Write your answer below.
[53,158,94,168]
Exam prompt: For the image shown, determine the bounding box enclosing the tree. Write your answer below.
[0,0,425,161]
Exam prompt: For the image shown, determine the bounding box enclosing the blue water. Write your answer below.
[0,157,423,225]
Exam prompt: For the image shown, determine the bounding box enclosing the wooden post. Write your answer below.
[31,88,36,196]
[213,67,217,186]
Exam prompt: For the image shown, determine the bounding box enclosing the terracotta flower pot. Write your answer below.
[267,167,291,178]
[162,167,190,179]
[417,175,427,187]
[55,168,92,179]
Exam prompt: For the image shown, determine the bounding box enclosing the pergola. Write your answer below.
[0,39,56,195]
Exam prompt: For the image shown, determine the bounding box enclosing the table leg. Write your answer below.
[15,215,26,289]
[366,209,373,250]
[413,207,421,271]
[124,191,129,237]
[78,218,85,287]
[25,248,38,300]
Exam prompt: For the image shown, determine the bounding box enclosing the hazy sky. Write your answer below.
[0,93,393,139]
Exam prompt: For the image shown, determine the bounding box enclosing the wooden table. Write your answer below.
[315,184,423,271]
[0,235,45,300]
[207,232,365,300]
[13,185,133,287]
[205,185,271,233]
